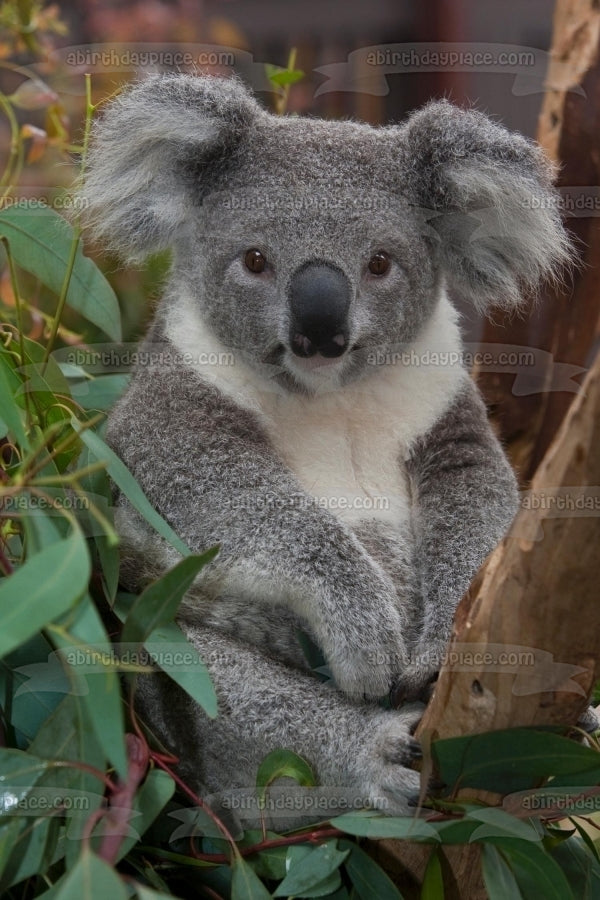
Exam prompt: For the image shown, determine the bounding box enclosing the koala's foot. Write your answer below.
[328,625,410,703]
[353,703,425,815]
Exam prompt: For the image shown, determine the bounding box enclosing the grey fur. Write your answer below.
[81,74,570,822]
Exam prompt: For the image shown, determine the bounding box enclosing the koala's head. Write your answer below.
[83,74,570,393]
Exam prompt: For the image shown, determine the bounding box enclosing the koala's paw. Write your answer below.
[390,665,439,706]
[389,637,448,703]
[329,641,407,702]
[356,704,425,816]
[327,609,411,701]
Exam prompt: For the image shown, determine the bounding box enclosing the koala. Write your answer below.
[82,74,570,823]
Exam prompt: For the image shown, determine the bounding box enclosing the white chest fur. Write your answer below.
[166,289,467,527]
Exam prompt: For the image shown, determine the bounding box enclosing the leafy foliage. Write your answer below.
[0,5,599,898]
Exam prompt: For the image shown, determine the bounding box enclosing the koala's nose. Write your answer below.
[289,262,351,358]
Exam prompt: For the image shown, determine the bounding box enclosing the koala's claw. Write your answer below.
[381,734,423,765]
[354,707,427,816]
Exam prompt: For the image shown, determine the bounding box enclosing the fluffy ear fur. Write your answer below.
[81,74,261,262]
[403,100,572,311]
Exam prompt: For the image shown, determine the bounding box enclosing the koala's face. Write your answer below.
[84,75,570,393]
[174,117,440,391]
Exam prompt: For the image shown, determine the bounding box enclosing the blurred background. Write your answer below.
[55,0,556,132]
[0,0,560,341]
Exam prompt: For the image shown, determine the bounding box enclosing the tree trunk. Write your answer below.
[474,0,600,483]
[375,348,600,897]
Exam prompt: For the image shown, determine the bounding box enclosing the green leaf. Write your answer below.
[1,631,68,747]
[0,207,122,341]
[547,769,600,789]
[0,349,29,448]
[122,551,218,645]
[113,594,218,718]
[548,837,600,900]
[48,594,128,781]
[135,887,180,900]
[342,840,404,899]
[466,807,542,843]
[421,847,444,900]
[482,844,523,900]
[0,820,24,882]
[248,844,288,881]
[571,819,600,864]
[20,501,70,552]
[53,847,129,899]
[73,421,191,556]
[430,819,481,844]
[273,841,350,896]
[487,838,575,900]
[145,620,218,718]
[297,868,342,897]
[0,817,61,891]
[231,854,273,899]
[433,728,600,795]
[0,528,90,659]
[28,691,105,868]
[256,748,316,804]
[0,747,51,809]
[15,333,74,415]
[334,813,440,842]
[77,446,119,596]
[265,64,304,87]
[69,373,130,411]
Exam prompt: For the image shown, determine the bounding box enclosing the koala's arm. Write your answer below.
[107,355,410,701]
[136,623,423,820]
[402,376,519,696]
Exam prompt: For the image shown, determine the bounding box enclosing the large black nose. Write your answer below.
[289,262,351,358]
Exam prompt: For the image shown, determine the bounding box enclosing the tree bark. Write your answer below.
[375,349,600,897]
[474,0,600,483]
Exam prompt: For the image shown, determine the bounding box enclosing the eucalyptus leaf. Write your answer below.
[486,838,575,900]
[0,206,122,341]
[145,620,218,719]
[122,550,218,646]
[273,841,349,896]
[0,349,29,448]
[433,728,600,795]
[421,847,444,900]
[231,854,273,899]
[29,691,106,867]
[256,748,316,803]
[52,847,129,899]
[0,529,90,659]
[334,813,440,842]
[481,844,523,900]
[49,594,128,781]
[73,421,191,556]
[341,840,404,899]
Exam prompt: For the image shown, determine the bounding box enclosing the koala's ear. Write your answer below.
[81,74,261,262]
[403,100,572,312]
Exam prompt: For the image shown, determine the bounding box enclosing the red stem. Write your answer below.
[98,734,149,865]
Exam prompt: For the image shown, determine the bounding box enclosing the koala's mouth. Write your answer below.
[292,353,344,371]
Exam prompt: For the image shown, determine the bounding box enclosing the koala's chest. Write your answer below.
[260,388,413,527]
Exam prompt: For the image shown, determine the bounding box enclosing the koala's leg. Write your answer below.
[402,378,519,698]
[135,623,424,829]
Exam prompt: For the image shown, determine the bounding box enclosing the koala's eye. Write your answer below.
[368,251,390,276]
[244,249,267,273]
